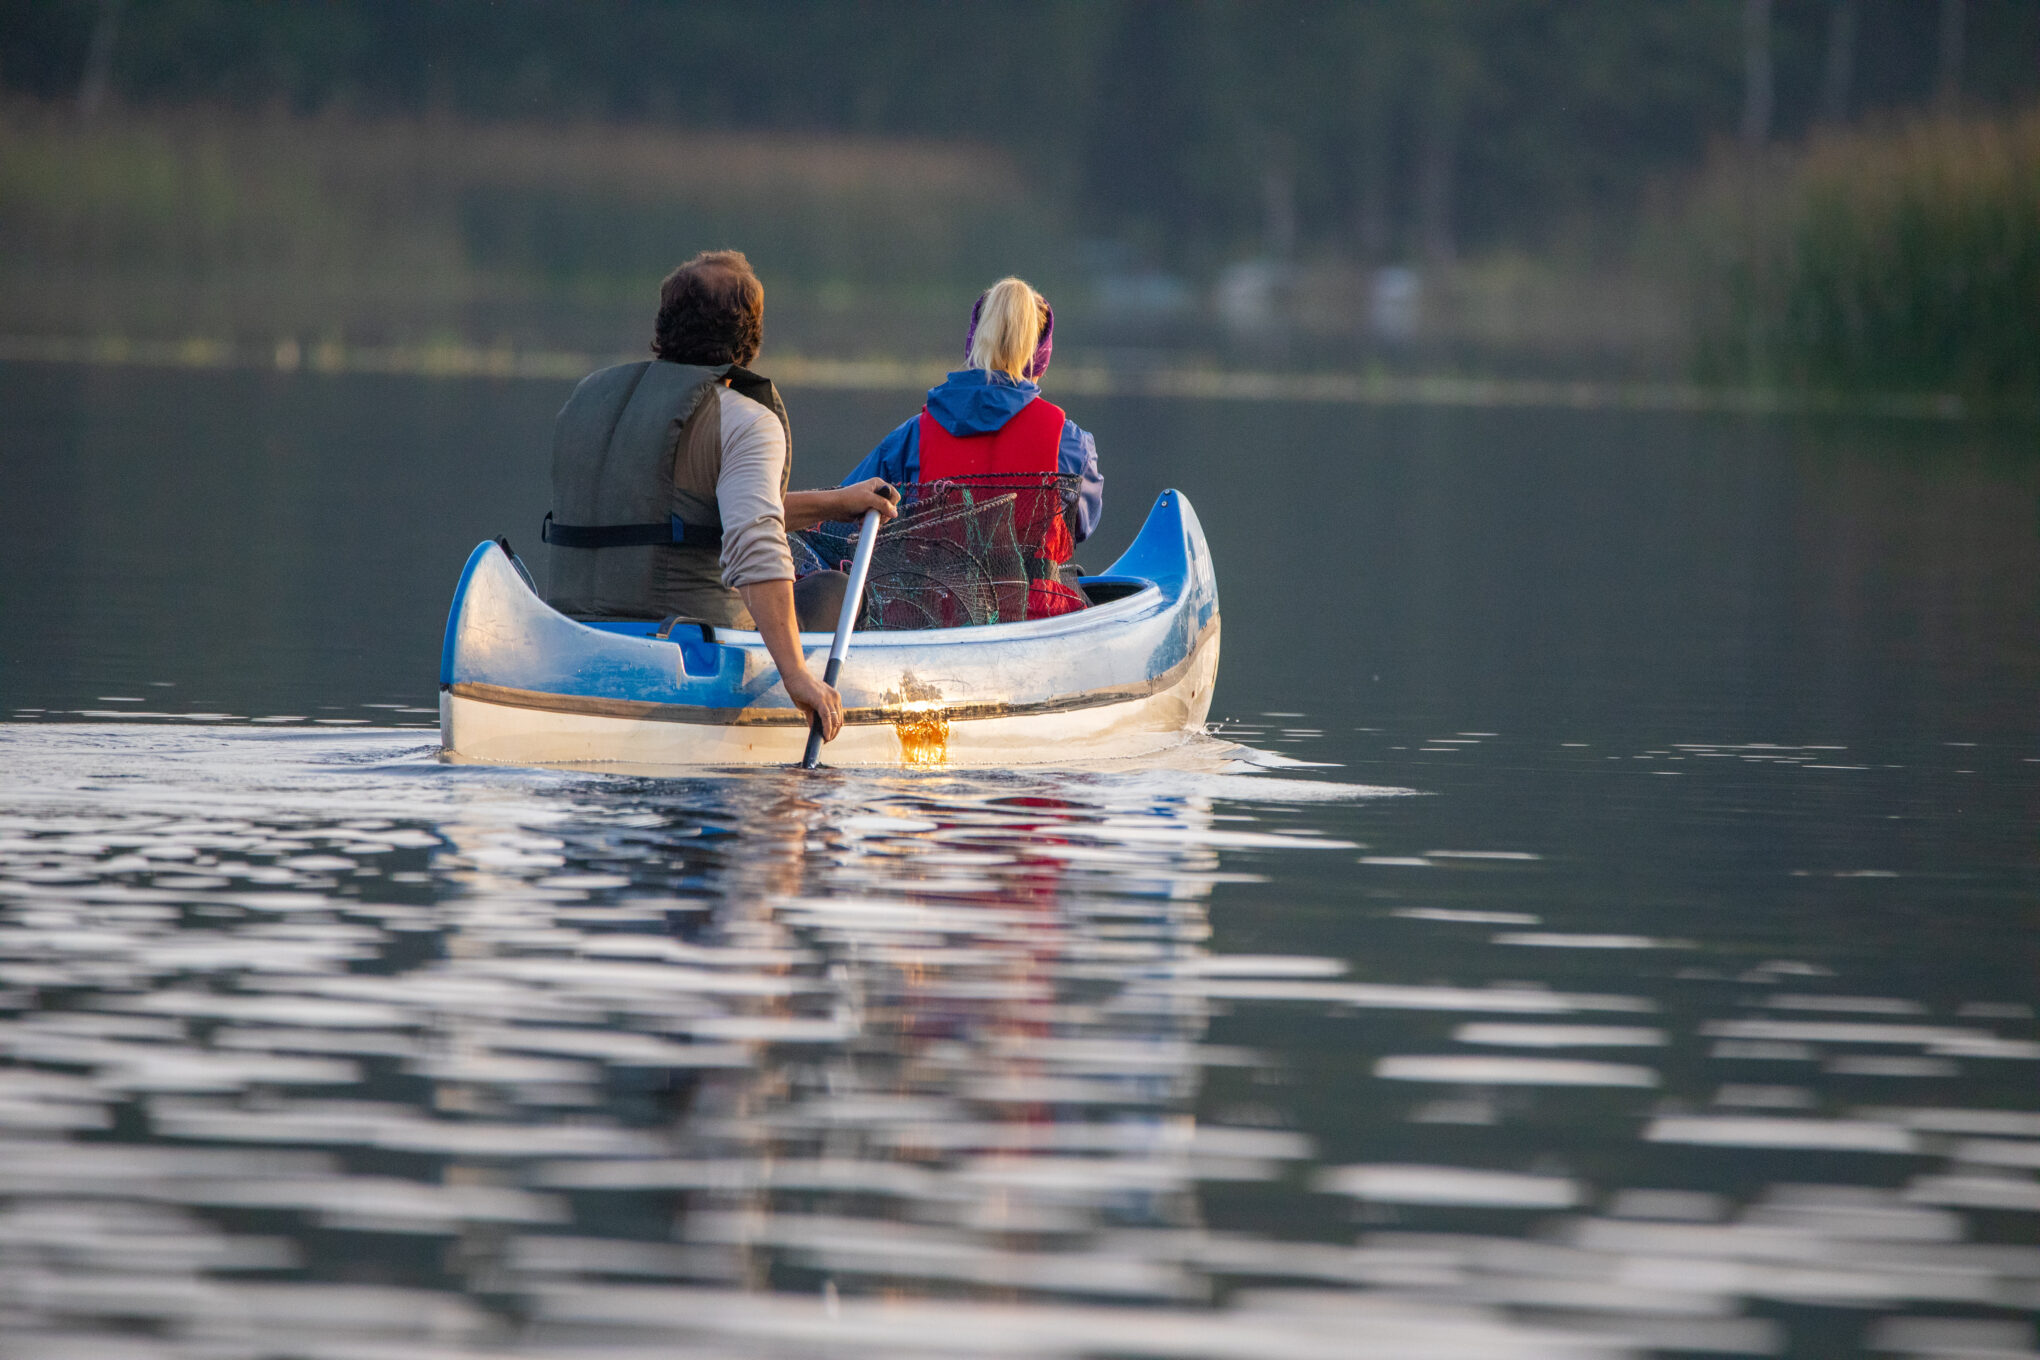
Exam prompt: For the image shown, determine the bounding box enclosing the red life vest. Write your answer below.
[915,396,1066,479]
[915,396,1083,617]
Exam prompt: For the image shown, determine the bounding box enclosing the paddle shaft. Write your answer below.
[800,507,883,768]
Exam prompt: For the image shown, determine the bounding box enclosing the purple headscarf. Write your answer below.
[963,289,1054,381]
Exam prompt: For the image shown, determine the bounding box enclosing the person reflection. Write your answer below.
[669,774,1226,1303]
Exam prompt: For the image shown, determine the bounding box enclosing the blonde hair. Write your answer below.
[967,276,1047,380]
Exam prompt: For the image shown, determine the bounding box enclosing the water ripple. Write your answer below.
[0,724,2034,1358]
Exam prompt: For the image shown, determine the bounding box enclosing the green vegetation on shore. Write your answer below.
[7,96,2040,404]
[9,1,2040,396]
[0,100,1683,372]
[1691,108,2040,400]
[0,103,1048,350]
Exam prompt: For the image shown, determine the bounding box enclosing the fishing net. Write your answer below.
[792,473,1087,630]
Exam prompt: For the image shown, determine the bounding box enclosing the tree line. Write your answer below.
[9,0,2039,272]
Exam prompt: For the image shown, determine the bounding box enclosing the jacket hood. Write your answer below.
[925,368,1040,436]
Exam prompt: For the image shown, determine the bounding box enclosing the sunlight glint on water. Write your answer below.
[0,725,2035,1358]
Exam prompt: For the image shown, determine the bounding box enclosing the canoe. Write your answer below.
[439,489,1220,767]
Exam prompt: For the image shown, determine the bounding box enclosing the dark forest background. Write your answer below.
[5,1,2039,391]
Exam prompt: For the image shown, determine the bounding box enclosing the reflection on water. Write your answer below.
[1,725,2035,1358]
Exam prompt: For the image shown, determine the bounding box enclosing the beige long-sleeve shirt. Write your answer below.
[713,385,796,590]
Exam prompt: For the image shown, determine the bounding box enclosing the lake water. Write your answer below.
[1,360,2037,1358]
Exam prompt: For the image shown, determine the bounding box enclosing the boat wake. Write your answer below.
[0,722,1418,816]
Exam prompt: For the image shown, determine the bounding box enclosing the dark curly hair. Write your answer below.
[652,250,764,366]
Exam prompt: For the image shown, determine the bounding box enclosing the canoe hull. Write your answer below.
[439,489,1220,769]
[441,618,1217,768]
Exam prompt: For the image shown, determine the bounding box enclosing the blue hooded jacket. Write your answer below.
[841,369,1104,543]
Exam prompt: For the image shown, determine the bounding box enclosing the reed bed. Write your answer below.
[0,103,1047,346]
[1690,108,2040,401]
[1,101,1692,375]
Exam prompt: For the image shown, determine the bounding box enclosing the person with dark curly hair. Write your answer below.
[542,249,897,742]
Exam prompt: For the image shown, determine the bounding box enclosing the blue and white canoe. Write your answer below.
[439,490,1220,767]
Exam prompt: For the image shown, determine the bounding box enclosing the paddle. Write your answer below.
[800,507,884,769]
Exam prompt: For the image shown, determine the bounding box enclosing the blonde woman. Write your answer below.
[842,277,1103,544]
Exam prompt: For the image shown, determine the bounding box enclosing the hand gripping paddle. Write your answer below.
[800,507,883,769]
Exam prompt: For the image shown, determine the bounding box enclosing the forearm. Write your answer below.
[740,577,843,740]
[738,579,812,683]
[786,481,900,533]
[783,488,853,533]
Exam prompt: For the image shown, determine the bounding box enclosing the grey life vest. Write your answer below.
[542,360,791,623]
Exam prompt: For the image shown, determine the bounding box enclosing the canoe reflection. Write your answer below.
[477,773,1254,1306]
